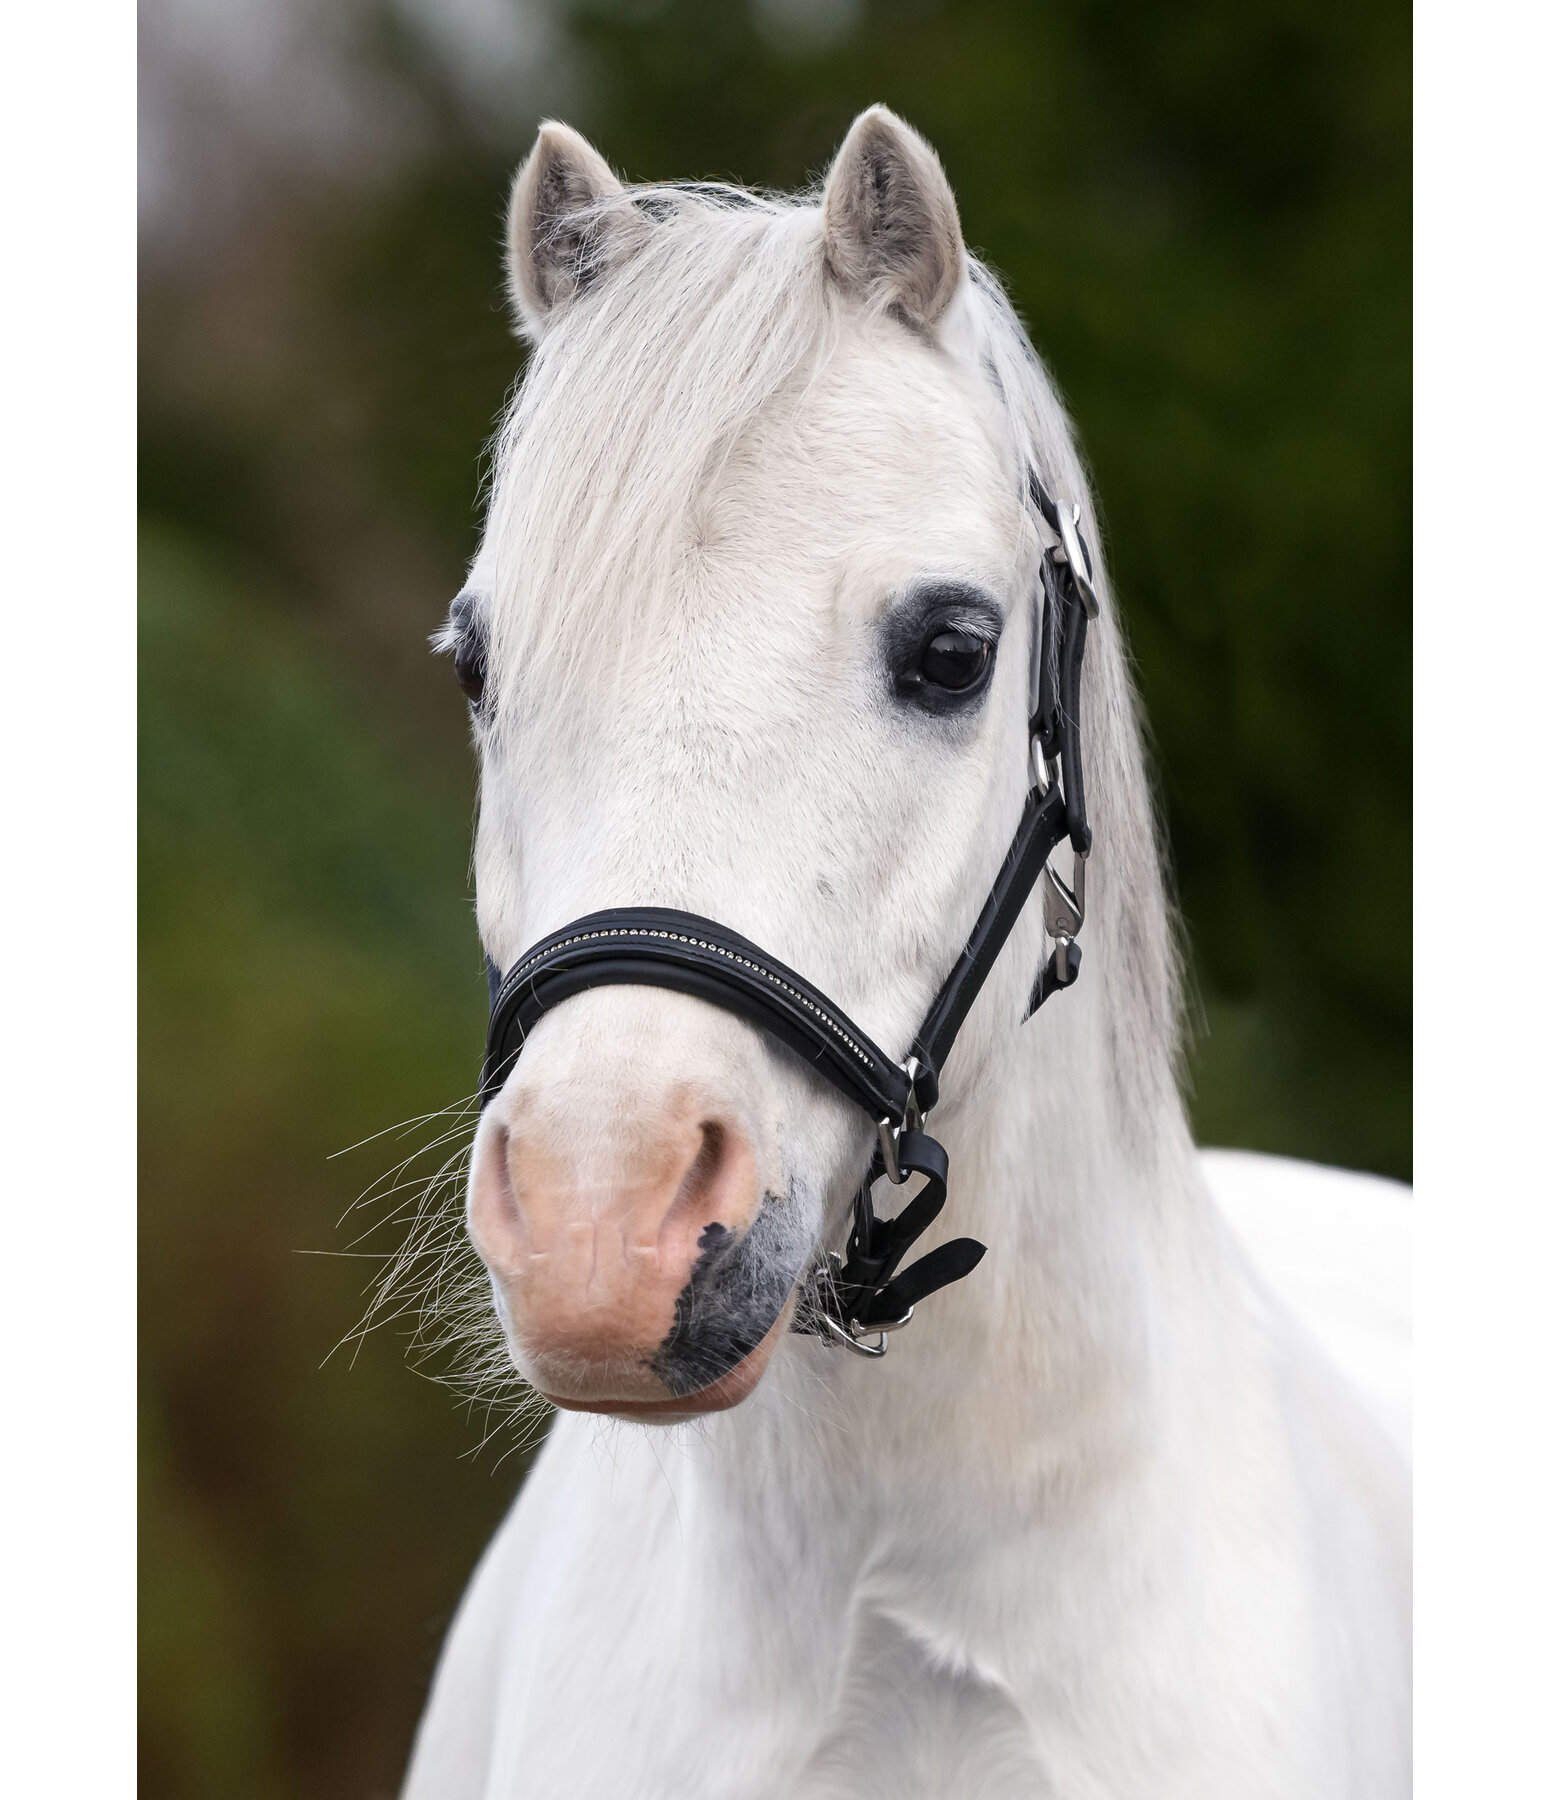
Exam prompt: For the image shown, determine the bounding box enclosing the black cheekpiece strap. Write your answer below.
[908,781,1070,1109]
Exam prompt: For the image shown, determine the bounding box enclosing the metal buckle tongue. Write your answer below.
[1043,846,1086,982]
[876,1117,904,1185]
[875,1055,924,1186]
[1055,500,1100,619]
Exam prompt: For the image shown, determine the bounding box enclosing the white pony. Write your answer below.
[404,108,1409,1798]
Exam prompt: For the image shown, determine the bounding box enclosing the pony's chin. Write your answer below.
[538,1303,790,1424]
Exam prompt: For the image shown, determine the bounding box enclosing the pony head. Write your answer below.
[448,107,1121,1420]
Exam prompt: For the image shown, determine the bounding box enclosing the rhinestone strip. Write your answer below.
[496,925,887,1078]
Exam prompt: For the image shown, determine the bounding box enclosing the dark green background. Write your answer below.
[140,2,1409,1792]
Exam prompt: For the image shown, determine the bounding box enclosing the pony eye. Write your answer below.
[885,587,1001,715]
[441,590,489,711]
[919,629,990,692]
[454,640,486,708]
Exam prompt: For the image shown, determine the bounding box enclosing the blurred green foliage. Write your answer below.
[140,2,1409,1793]
[140,529,511,1793]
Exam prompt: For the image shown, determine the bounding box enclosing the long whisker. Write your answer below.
[326,1096,482,1161]
[325,1095,555,1459]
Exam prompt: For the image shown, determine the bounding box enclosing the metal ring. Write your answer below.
[876,1118,904,1185]
[812,1308,890,1358]
[857,1303,915,1335]
[1031,736,1053,797]
[1056,500,1099,618]
[902,1055,925,1133]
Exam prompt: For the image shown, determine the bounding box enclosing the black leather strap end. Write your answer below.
[862,1237,986,1325]
[1024,940,1081,1020]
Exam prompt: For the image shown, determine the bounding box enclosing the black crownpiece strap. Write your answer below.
[476,463,1096,1354]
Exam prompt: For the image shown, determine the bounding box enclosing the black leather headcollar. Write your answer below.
[478,466,1097,1353]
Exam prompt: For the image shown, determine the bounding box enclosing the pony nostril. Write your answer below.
[680,1120,725,1205]
[468,1120,531,1271]
[657,1119,755,1261]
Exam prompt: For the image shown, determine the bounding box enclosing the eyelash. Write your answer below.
[888,597,1002,713]
[442,593,489,711]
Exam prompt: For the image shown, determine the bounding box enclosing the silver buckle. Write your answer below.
[1056,501,1100,619]
[1031,735,1054,797]
[876,1116,903,1184]
[795,1251,914,1359]
[1043,847,1086,981]
[876,1054,926,1184]
[810,1303,913,1358]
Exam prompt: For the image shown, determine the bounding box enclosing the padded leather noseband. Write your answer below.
[478,465,1097,1352]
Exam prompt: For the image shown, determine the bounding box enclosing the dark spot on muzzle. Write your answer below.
[647,1196,809,1398]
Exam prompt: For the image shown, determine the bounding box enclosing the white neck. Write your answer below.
[704,870,1211,1551]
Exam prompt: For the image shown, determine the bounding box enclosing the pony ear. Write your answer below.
[821,106,965,332]
[506,121,632,336]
